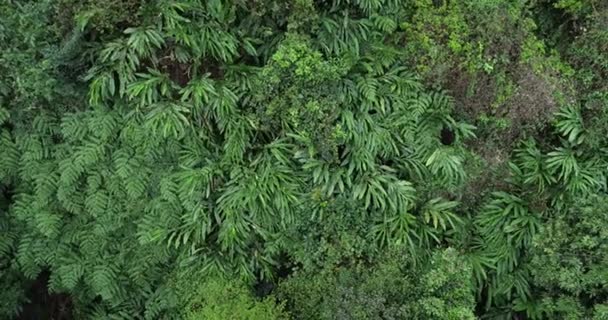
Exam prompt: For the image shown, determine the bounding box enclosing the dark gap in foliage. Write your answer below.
[253,278,275,298]
[531,2,579,51]
[0,184,13,214]
[312,1,364,18]
[276,263,296,280]
[236,40,267,68]
[254,253,297,298]
[237,54,265,68]
[382,157,395,169]
[585,290,608,309]
[161,58,192,87]
[312,0,335,13]
[18,271,73,320]
[440,127,455,145]
[337,144,347,159]
[537,124,562,149]
[473,286,487,317]
[1,118,14,132]
[432,0,446,8]
[200,60,225,81]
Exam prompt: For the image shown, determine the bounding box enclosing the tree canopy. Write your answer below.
[1,0,607,319]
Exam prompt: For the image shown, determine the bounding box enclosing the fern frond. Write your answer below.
[125,27,165,58]
[554,104,585,145]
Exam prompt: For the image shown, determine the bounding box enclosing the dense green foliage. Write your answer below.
[278,248,476,320]
[1,0,607,319]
